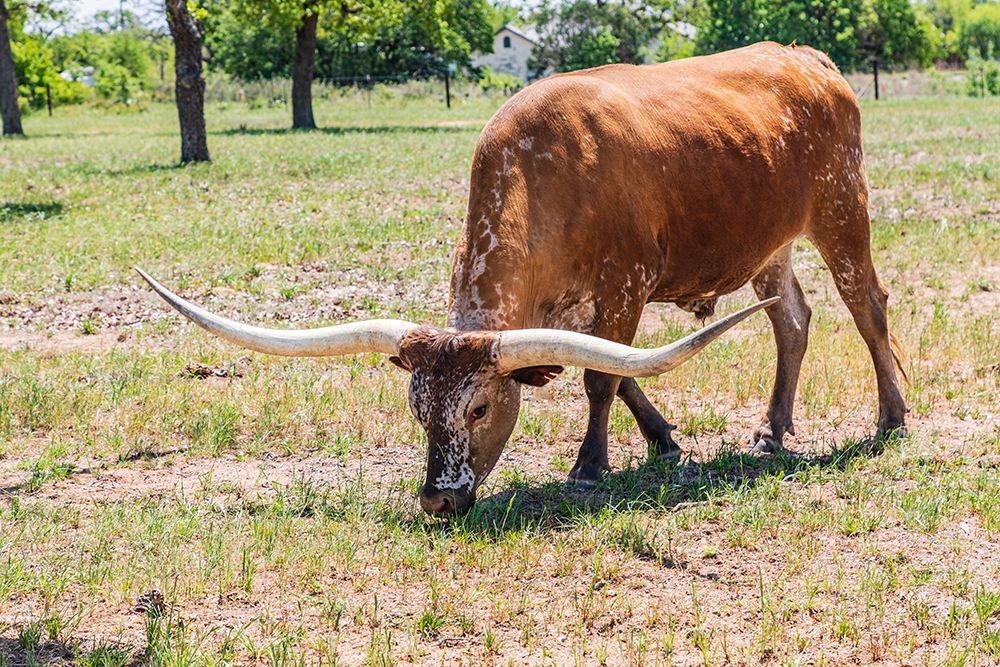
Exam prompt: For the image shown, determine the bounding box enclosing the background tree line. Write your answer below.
[529,0,1000,75]
[1,0,999,153]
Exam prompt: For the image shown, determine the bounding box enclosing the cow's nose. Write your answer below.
[419,488,454,515]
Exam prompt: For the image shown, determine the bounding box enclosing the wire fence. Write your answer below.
[139,66,977,109]
[845,68,970,99]
[174,74,494,106]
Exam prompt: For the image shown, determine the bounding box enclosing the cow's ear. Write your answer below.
[389,356,411,372]
[510,365,563,387]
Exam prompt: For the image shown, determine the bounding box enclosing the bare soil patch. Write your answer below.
[1,411,995,666]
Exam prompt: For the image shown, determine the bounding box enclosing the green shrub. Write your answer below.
[100,31,152,82]
[657,29,697,62]
[12,35,86,110]
[94,62,142,105]
[966,53,1000,97]
[91,31,154,106]
[561,25,620,72]
[477,66,523,95]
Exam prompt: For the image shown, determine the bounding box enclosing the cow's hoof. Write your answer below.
[657,446,682,462]
[876,422,907,442]
[644,424,681,463]
[750,422,787,457]
[748,437,783,456]
[565,476,599,490]
[565,465,608,489]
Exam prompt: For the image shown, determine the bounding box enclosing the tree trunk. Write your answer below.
[165,0,209,162]
[291,10,318,130]
[0,0,24,137]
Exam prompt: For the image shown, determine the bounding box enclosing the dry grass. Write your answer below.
[0,93,998,666]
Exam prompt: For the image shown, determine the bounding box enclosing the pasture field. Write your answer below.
[0,91,998,666]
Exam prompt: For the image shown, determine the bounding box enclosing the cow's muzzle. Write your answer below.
[419,484,474,516]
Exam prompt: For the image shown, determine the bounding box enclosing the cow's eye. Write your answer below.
[470,405,487,420]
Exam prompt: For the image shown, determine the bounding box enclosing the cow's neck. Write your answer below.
[446,267,530,332]
[446,220,531,332]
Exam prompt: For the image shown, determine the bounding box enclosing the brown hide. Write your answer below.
[448,42,863,344]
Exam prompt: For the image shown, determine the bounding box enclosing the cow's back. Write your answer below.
[451,42,864,332]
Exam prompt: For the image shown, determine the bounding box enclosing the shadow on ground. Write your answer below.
[75,162,189,178]
[443,434,889,543]
[0,634,140,667]
[0,447,185,497]
[0,202,64,224]
[0,637,75,667]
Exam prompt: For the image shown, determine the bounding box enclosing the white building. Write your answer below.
[471,24,540,82]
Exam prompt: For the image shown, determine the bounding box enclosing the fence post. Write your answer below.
[445,62,456,109]
[873,59,879,101]
[46,83,52,116]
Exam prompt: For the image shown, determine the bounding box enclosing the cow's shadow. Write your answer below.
[443,435,887,542]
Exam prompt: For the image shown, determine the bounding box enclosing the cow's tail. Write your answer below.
[889,331,909,384]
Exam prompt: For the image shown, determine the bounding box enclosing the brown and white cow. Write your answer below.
[140,42,907,515]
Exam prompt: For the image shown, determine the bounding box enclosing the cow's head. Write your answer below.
[137,268,776,516]
[390,328,562,514]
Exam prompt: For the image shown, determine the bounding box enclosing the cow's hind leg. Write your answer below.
[566,370,621,488]
[809,206,907,437]
[749,245,812,454]
[617,378,681,459]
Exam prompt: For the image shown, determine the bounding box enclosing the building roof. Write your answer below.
[498,23,540,46]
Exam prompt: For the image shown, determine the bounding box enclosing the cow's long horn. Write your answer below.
[136,268,419,357]
[496,297,779,377]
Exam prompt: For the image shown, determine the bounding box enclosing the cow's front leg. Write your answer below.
[566,370,621,488]
[617,378,681,460]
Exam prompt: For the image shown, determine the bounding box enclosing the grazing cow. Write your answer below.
[140,41,907,515]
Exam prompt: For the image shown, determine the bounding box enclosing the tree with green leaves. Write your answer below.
[529,0,663,75]
[0,0,68,134]
[201,0,492,95]
[698,0,865,68]
[216,0,331,129]
[165,0,209,162]
[925,0,972,58]
[697,0,937,71]
[327,0,492,79]
[696,0,770,59]
[202,6,290,80]
[13,31,84,107]
[858,0,939,71]
[960,3,1000,59]
[47,11,167,107]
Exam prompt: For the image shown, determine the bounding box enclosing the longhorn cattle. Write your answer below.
[140,42,907,515]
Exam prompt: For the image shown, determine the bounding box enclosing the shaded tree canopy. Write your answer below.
[698,0,938,71]
[202,0,494,82]
[959,3,1000,58]
[859,0,940,69]
[528,0,664,76]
